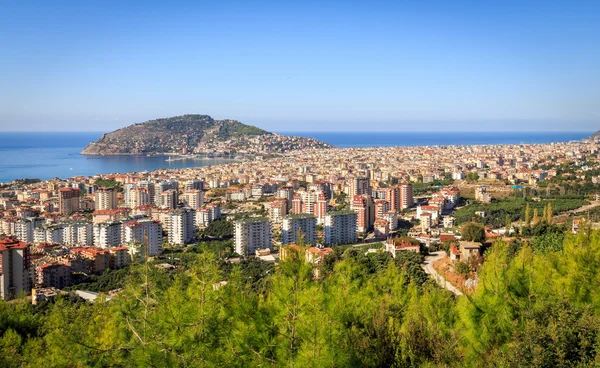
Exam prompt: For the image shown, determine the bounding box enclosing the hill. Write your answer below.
[81,114,330,155]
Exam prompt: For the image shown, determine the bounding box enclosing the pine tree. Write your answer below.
[505,215,512,236]
[533,208,539,224]
[547,202,553,223]
[525,204,531,227]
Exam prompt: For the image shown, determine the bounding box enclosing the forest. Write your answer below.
[2,229,600,367]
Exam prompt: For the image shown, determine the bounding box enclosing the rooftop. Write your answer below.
[235,217,270,224]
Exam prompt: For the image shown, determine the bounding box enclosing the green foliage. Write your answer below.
[197,218,234,239]
[9,229,600,366]
[64,267,131,293]
[454,261,470,276]
[94,178,119,188]
[454,197,588,228]
[461,222,486,243]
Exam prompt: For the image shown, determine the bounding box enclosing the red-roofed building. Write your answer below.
[37,263,71,289]
[0,237,31,300]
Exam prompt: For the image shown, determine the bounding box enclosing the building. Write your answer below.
[159,189,179,209]
[398,183,414,209]
[269,198,288,224]
[234,217,272,256]
[70,247,110,274]
[182,190,204,209]
[324,210,357,245]
[374,219,389,239]
[36,263,71,289]
[475,185,491,203]
[382,211,398,231]
[351,195,375,233]
[95,187,117,210]
[93,221,123,248]
[349,177,371,197]
[58,188,80,214]
[277,186,294,211]
[123,219,163,256]
[459,241,482,262]
[127,187,151,208]
[168,209,195,245]
[385,238,420,258]
[63,221,94,246]
[384,187,399,212]
[282,214,317,245]
[0,237,31,300]
[109,246,131,269]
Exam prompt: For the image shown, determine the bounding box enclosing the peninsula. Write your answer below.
[81,114,332,156]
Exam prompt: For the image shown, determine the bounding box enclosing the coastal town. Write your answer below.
[1,135,599,302]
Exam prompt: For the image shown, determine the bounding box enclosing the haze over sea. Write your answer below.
[0,131,592,182]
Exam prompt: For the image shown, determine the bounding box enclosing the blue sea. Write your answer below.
[0,131,593,182]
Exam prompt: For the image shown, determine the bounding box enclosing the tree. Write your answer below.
[460,222,486,243]
[547,202,553,223]
[524,203,531,227]
[533,207,539,224]
[505,214,512,235]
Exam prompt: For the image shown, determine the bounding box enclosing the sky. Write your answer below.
[0,0,599,132]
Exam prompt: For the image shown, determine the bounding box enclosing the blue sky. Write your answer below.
[1,0,599,132]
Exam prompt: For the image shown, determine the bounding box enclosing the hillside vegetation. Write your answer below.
[3,229,600,366]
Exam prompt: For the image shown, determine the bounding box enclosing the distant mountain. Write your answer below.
[590,130,600,140]
[81,114,331,155]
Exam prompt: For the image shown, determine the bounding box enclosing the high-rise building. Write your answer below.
[168,209,195,246]
[0,237,31,300]
[159,189,179,209]
[95,187,117,210]
[137,181,156,205]
[349,177,371,197]
[182,190,204,209]
[58,188,80,214]
[128,187,151,208]
[398,183,414,209]
[93,222,123,248]
[269,198,288,224]
[63,221,93,246]
[277,186,294,211]
[15,218,44,243]
[324,210,357,246]
[282,214,317,245]
[234,217,272,256]
[184,179,204,191]
[351,195,375,233]
[375,200,391,219]
[314,192,328,224]
[123,219,163,256]
[384,187,399,212]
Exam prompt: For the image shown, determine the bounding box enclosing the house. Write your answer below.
[449,242,461,262]
[459,241,481,262]
[385,238,420,258]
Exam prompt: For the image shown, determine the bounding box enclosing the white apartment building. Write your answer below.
[93,221,123,248]
[182,190,204,209]
[324,210,357,246]
[282,214,317,245]
[234,217,272,256]
[63,221,93,246]
[168,209,195,246]
[95,187,117,210]
[123,219,163,256]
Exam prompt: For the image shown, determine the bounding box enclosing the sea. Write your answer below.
[0,131,593,182]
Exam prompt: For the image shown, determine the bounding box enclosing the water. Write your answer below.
[0,131,593,182]
[0,132,234,182]
[279,131,593,148]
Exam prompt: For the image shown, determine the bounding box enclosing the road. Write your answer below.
[423,251,463,296]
